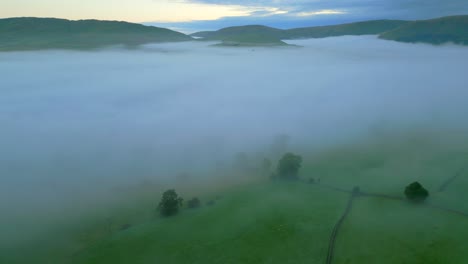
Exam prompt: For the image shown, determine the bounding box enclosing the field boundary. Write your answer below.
[438,167,465,192]
[325,187,359,264]
[308,173,468,264]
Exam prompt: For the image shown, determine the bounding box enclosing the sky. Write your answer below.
[1,0,468,33]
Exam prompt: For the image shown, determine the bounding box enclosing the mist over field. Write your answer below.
[2,36,468,249]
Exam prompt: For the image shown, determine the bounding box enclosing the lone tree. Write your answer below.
[404,182,429,202]
[187,197,201,209]
[158,189,183,216]
[276,152,302,180]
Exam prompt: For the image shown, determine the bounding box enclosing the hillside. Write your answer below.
[4,136,468,264]
[379,15,468,45]
[192,16,468,46]
[191,20,409,45]
[282,20,409,39]
[0,17,192,51]
[70,139,468,264]
[193,25,288,46]
[192,25,282,40]
[214,35,288,47]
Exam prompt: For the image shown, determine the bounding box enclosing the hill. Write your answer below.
[192,25,282,40]
[0,17,192,51]
[193,25,288,46]
[214,36,288,47]
[5,136,468,263]
[192,16,468,46]
[191,20,409,45]
[282,20,409,39]
[379,15,468,45]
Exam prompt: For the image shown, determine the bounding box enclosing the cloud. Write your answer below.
[250,7,289,17]
[2,38,468,236]
[173,0,468,26]
[2,37,468,253]
[295,9,347,17]
[146,0,468,32]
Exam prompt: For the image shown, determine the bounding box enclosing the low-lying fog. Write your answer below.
[1,36,468,245]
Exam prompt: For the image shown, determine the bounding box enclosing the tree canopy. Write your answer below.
[158,189,183,216]
[276,152,303,180]
[404,181,429,202]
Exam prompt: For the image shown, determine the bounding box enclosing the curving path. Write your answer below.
[308,167,468,264]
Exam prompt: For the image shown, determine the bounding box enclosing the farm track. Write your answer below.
[438,167,465,192]
[325,187,359,264]
[312,167,468,264]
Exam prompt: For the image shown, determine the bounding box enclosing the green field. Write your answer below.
[3,134,468,264]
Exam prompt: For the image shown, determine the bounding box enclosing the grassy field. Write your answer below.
[3,134,468,264]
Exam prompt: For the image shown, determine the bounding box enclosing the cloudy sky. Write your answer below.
[2,0,468,32]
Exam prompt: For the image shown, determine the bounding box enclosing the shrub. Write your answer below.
[404,181,429,202]
[187,197,201,209]
[158,189,183,216]
[276,152,302,180]
[120,223,132,231]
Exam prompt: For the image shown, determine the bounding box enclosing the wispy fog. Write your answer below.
[1,36,468,244]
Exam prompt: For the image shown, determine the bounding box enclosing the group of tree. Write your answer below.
[158,152,430,219]
[157,190,206,216]
[187,197,201,209]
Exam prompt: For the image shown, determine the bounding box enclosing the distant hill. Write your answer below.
[282,20,409,39]
[191,20,409,45]
[192,25,282,40]
[379,15,468,45]
[192,16,468,46]
[0,17,192,51]
[192,25,288,46]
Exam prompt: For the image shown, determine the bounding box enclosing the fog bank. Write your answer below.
[1,36,468,244]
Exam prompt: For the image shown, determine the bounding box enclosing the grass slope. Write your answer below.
[72,183,348,264]
[5,134,468,263]
[379,15,468,45]
[0,17,192,51]
[336,197,468,264]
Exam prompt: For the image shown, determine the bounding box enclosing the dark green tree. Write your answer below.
[276,152,302,180]
[158,189,183,216]
[404,182,429,202]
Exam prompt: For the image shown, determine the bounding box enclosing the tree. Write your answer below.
[276,152,302,180]
[187,197,201,209]
[158,189,183,216]
[404,181,429,202]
